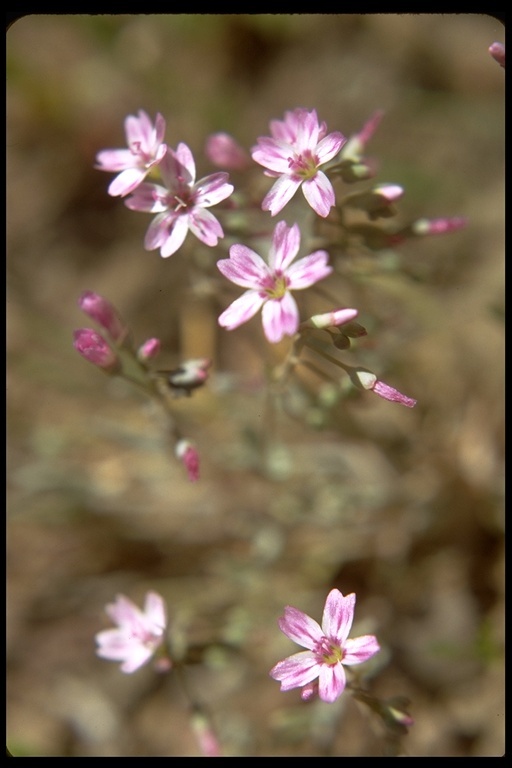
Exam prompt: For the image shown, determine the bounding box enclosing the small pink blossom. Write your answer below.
[217,221,332,343]
[73,328,120,373]
[125,142,234,258]
[205,132,250,171]
[270,589,380,703]
[95,110,168,197]
[95,591,168,673]
[251,108,346,217]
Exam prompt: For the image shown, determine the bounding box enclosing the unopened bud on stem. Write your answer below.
[73,328,121,374]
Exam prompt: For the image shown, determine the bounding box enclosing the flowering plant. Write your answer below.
[67,35,503,756]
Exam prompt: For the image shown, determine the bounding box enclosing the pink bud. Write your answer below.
[73,328,121,373]
[303,308,359,330]
[191,712,221,757]
[205,132,250,171]
[372,380,417,408]
[175,439,200,482]
[78,291,131,346]
[301,682,318,701]
[350,368,417,408]
[357,109,385,146]
[489,42,505,68]
[137,337,161,362]
[374,183,404,203]
[411,217,468,236]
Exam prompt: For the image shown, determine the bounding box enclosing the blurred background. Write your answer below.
[7,14,504,756]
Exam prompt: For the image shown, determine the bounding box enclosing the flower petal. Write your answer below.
[218,291,266,331]
[217,246,271,289]
[144,591,167,632]
[95,148,138,172]
[261,293,299,343]
[278,605,323,649]
[159,215,189,258]
[269,651,321,691]
[321,590,355,645]
[105,595,144,630]
[125,183,168,213]
[251,137,293,173]
[108,168,148,197]
[193,173,234,207]
[174,142,196,183]
[188,208,223,246]
[262,175,302,217]
[318,661,346,703]
[315,131,346,164]
[342,635,381,665]
[286,250,332,290]
[302,172,335,217]
[268,221,300,272]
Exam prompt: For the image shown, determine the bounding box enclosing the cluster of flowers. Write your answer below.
[92,107,467,345]
[75,106,471,480]
[96,587,381,706]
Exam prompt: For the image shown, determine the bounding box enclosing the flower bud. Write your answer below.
[166,358,211,395]
[302,307,358,331]
[205,132,250,171]
[340,110,384,163]
[191,712,221,757]
[489,42,505,68]
[78,291,131,347]
[410,216,468,237]
[175,439,200,482]
[137,337,161,362]
[349,367,417,408]
[73,328,121,373]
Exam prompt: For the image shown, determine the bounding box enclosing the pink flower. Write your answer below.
[270,589,380,704]
[251,108,346,217]
[73,328,120,373]
[95,110,168,197]
[95,591,168,674]
[217,221,332,343]
[125,143,234,258]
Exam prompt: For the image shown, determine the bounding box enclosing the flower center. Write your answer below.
[288,150,318,179]
[265,274,288,300]
[314,636,344,666]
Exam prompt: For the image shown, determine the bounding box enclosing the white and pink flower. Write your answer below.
[95,591,168,674]
[270,589,380,704]
[251,108,345,217]
[96,110,168,197]
[125,142,233,258]
[217,221,332,343]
